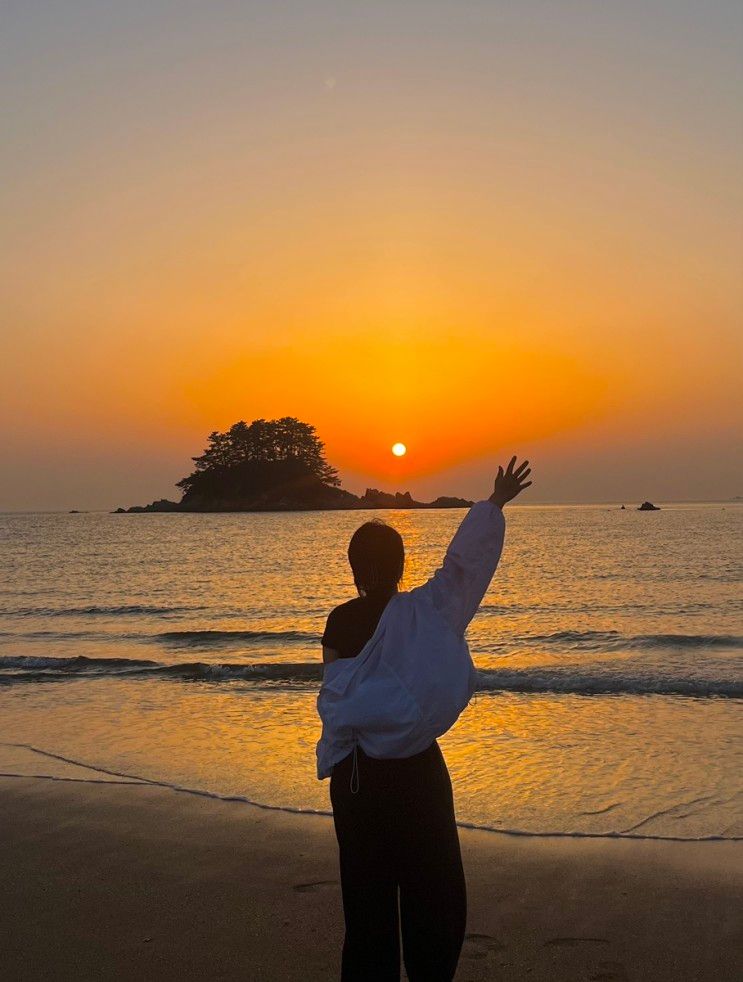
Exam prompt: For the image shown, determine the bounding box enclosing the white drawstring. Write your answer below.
[350,735,360,794]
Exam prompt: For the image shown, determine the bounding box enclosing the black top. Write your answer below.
[321,592,394,659]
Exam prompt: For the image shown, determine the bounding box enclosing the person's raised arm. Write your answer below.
[414,457,532,636]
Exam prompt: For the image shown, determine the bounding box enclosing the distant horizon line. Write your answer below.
[1,498,741,515]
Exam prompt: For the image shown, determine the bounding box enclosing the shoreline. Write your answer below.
[5,745,740,843]
[5,739,741,844]
[2,775,741,981]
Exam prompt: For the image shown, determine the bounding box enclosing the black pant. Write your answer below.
[330,741,466,981]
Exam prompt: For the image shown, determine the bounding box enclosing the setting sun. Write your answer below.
[391,443,407,457]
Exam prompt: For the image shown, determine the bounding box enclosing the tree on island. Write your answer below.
[173,417,346,509]
[178,418,339,492]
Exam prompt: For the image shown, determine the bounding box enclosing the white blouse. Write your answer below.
[316,500,506,779]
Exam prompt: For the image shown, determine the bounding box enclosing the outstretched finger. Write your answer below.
[518,480,533,490]
[514,459,530,477]
[506,455,517,476]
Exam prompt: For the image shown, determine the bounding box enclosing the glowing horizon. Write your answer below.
[1,2,741,509]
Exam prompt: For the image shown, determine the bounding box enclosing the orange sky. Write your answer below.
[1,2,741,508]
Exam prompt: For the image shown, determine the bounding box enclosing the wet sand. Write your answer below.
[1,775,740,981]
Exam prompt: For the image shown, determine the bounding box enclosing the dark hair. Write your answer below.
[347,520,404,598]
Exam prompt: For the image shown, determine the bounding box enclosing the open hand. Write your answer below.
[490,456,532,508]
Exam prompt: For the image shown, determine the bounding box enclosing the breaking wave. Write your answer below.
[1,655,740,698]
[475,630,743,653]
[2,604,200,617]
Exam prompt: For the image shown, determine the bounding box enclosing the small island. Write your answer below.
[638,501,661,511]
[116,417,473,513]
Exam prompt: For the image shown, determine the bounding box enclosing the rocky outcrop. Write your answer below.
[428,495,474,509]
[115,499,180,513]
[116,487,472,513]
[358,489,421,508]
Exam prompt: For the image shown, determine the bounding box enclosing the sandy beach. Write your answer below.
[1,774,740,982]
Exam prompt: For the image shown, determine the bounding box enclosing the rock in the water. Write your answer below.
[638,501,660,511]
[358,488,423,508]
[428,495,474,509]
[113,499,181,513]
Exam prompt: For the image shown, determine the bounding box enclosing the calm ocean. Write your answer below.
[1,504,741,840]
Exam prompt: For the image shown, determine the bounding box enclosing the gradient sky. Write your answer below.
[2,1,741,509]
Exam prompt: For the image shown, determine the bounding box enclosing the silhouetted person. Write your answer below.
[318,456,532,981]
